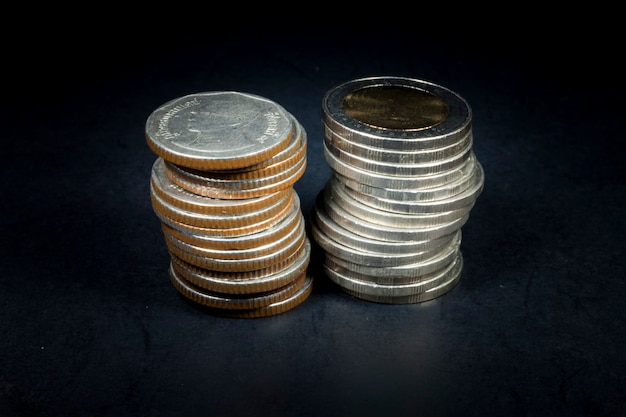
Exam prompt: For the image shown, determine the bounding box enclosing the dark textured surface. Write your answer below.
[2,25,625,416]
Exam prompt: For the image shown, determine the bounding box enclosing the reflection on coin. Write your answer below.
[312,76,483,303]
[171,239,311,294]
[145,91,294,170]
[323,76,472,150]
[146,91,311,317]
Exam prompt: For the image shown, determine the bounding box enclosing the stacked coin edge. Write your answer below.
[311,76,485,304]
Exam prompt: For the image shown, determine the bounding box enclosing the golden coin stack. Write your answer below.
[145,91,312,318]
[311,76,484,304]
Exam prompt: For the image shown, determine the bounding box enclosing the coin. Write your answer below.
[145,91,295,170]
[145,91,312,316]
[218,273,313,318]
[161,199,303,250]
[169,262,307,310]
[165,218,306,272]
[312,76,483,304]
[323,136,473,177]
[164,153,307,200]
[150,157,290,215]
[342,161,484,215]
[170,238,311,294]
[324,252,463,304]
[322,76,472,151]
[324,123,472,164]
[325,234,460,283]
[326,177,473,228]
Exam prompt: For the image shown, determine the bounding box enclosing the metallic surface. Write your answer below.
[312,76,484,303]
[145,91,294,170]
[145,91,311,316]
[342,85,449,131]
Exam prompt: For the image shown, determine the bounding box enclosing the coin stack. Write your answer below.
[145,91,312,317]
[311,76,484,304]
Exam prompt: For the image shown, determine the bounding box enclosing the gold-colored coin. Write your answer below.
[218,274,313,318]
[170,238,311,294]
[150,182,294,229]
[343,85,449,131]
[153,189,297,238]
[165,225,307,272]
[161,201,303,250]
[150,157,290,216]
[164,155,307,200]
[169,263,308,310]
[161,213,305,261]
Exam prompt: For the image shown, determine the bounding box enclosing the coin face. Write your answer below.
[145,91,294,170]
[342,85,449,131]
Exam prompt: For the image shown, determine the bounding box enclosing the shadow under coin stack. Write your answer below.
[145,91,312,317]
[311,76,484,304]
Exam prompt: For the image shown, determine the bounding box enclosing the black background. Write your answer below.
[2,19,625,417]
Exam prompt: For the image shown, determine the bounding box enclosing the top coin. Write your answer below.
[145,92,295,170]
[323,76,472,149]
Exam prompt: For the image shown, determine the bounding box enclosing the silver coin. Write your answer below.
[323,139,476,190]
[312,192,459,254]
[333,153,480,202]
[325,250,460,292]
[210,114,305,173]
[323,138,473,178]
[145,91,294,170]
[150,157,291,215]
[326,178,473,228]
[328,149,478,196]
[325,252,463,304]
[310,212,461,268]
[341,160,484,214]
[323,190,470,242]
[324,122,472,164]
[322,76,472,151]
[325,232,461,282]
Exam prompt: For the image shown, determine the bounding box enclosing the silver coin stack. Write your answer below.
[310,76,484,304]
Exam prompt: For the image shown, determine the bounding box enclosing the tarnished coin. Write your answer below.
[145,91,294,170]
[162,211,305,261]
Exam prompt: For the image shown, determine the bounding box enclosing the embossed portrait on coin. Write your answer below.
[180,102,258,150]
